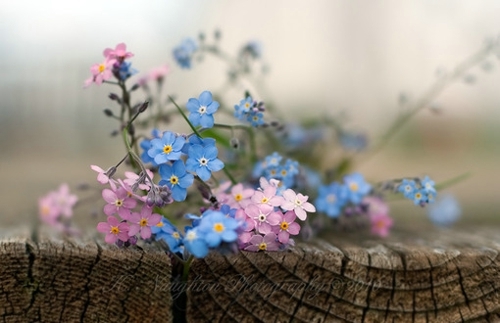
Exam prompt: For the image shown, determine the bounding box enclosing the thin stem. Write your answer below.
[182,255,194,283]
[365,43,496,161]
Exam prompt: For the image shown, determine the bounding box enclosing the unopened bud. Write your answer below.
[128,124,135,136]
[130,83,140,92]
[103,109,114,117]
[230,137,239,149]
[110,130,119,137]
[139,101,149,113]
[108,93,121,102]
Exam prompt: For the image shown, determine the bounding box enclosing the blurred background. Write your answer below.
[1,0,499,228]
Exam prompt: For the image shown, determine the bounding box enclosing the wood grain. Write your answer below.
[187,228,500,322]
[0,228,172,323]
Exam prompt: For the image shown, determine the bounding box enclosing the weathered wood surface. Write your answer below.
[2,227,500,322]
[0,228,172,323]
[188,228,500,323]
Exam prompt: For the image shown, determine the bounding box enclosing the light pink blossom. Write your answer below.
[128,206,162,239]
[252,185,284,207]
[84,58,117,88]
[90,165,117,189]
[272,211,301,244]
[103,43,134,60]
[38,194,60,225]
[97,216,130,244]
[52,184,78,218]
[102,187,137,219]
[370,213,393,237]
[123,169,154,191]
[245,233,280,252]
[244,204,280,234]
[227,183,254,208]
[281,189,316,221]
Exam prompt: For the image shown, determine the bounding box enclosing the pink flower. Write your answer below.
[38,194,59,224]
[123,170,154,191]
[90,165,117,189]
[245,233,280,252]
[251,185,284,207]
[97,216,130,244]
[244,204,280,234]
[370,213,393,237]
[52,184,78,218]
[227,183,254,208]
[363,196,389,217]
[149,64,170,82]
[84,58,117,88]
[128,206,161,239]
[103,43,134,61]
[259,177,280,189]
[102,187,137,219]
[273,211,301,244]
[281,189,316,221]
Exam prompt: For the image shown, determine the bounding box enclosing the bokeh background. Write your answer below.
[1,0,499,227]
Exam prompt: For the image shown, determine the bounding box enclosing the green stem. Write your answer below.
[182,255,194,283]
[365,43,496,162]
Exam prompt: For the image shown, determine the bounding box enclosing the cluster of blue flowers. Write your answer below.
[152,208,241,258]
[253,152,300,190]
[234,96,265,127]
[397,176,436,206]
[173,38,198,69]
[315,173,372,218]
[140,131,224,201]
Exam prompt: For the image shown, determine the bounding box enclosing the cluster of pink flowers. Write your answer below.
[363,196,393,237]
[84,43,134,88]
[215,178,316,251]
[38,184,79,233]
[91,165,163,245]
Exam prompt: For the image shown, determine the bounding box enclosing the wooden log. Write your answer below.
[0,228,172,323]
[2,226,500,322]
[187,228,500,322]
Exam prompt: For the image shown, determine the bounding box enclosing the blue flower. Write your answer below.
[343,173,371,204]
[182,135,216,154]
[241,41,262,59]
[219,204,237,218]
[158,160,194,201]
[247,111,264,127]
[148,131,186,164]
[411,188,426,206]
[140,129,161,166]
[421,176,436,193]
[185,144,224,181]
[173,38,198,69]
[315,182,349,218]
[265,152,282,168]
[197,210,239,248]
[152,218,184,253]
[183,227,209,258]
[339,131,367,151]
[427,194,461,227]
[234,96,253,120]
[186,91,219,128]
[118,61,138,81]
[398,179,417,199]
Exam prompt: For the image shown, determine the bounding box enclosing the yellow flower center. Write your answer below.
[163,145,173,154]
[110,226,120,235]
[280,221,289,230]
[349,182,359,192]
[115,199,123,207]
[261,197,269,204]
[170,175,179,185]
[258,242,267,251]
[172,232,181,239]
[156,222,164,227]
[98,63,106,73]
[245,102,250,109]
[281,169,287,176]
[139,218,148,227]
[327,194,336,203]
[376,220,386,229]
[295,199,302,206]
[234,193,243,202]
[41,206,50,216]
[213,223,224,233]
[415,192,422,200]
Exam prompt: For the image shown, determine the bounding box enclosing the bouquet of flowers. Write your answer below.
[39,31,493,273]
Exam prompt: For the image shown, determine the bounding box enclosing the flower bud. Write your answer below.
[103,109,114,117]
